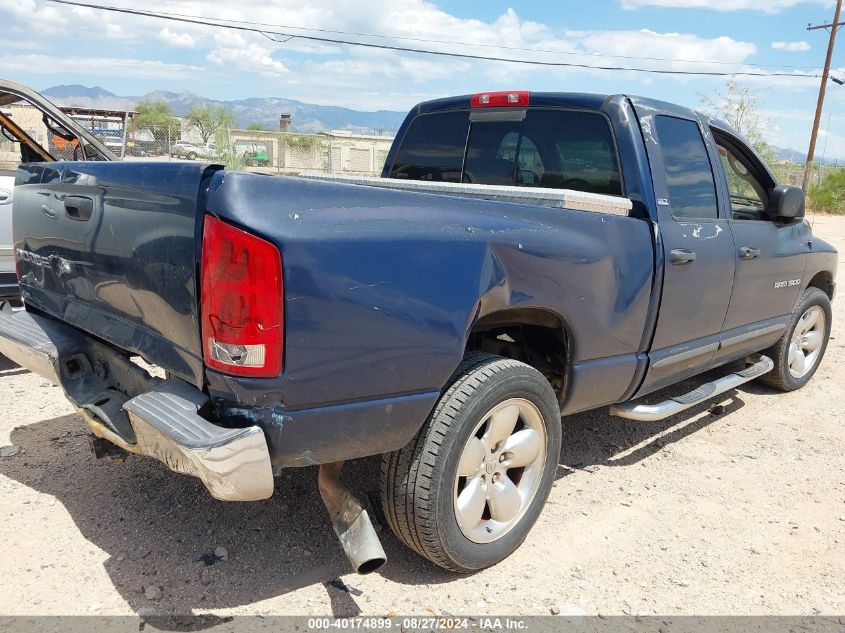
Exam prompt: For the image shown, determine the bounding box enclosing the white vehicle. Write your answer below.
[172,141,219,160]
[0,169,14,300]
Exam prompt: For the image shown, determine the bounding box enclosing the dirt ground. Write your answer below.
[1,215,843,619]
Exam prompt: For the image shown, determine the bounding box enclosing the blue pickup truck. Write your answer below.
[0,90,836,575]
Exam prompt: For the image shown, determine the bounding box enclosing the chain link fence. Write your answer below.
[770,161,841,189]
[116,124,395,177]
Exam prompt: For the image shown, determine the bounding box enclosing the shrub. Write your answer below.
[808,168,845,215]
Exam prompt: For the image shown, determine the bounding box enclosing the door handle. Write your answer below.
[739,246,761,260]
[64,196,93,221]
[0,190,10,205]
[670,248,696,265]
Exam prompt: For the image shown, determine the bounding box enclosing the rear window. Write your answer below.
[389,108,623,196]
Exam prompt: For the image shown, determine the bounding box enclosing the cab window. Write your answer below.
[390,110,470,183]
[390,108,623,196]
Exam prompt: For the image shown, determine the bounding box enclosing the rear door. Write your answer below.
[14,161,217,385]
[633,110,737,394]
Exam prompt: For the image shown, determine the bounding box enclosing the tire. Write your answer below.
[759,287,832,392]
[380,353,562,572]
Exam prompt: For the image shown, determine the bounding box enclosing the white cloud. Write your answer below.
[207,32,288,76]
[105,23,130,40]
[158,27,196,49]
[772,41,811,52]
[0,0,67,33]
[620,0,826,12]
[574,29,756,69]
[0,54,203,79]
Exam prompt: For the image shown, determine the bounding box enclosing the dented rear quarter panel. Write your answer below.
[204,171,655,415]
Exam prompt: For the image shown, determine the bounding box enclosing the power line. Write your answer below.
[43,0,823,79]
[67,2,820,70]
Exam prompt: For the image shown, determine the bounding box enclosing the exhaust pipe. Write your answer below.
[318,461,387,574]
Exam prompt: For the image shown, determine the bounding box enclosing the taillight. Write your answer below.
[200,215,283,378]
[470,91,530,108]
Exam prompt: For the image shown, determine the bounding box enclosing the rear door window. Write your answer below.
[389,108,623,196]
[655,116,719,220]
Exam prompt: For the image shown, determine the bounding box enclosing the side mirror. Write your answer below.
[766,185,805,220]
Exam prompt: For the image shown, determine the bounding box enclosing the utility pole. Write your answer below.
[803,0,843,192]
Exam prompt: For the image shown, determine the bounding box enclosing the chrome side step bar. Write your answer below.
[609,355,774,422]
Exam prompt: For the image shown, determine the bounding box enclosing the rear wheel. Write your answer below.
[380,353,561,572]
[759,287,832,391]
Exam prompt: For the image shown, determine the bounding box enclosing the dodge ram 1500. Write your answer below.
[0,90,836,574]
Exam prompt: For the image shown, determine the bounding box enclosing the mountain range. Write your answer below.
[40,84,406,135]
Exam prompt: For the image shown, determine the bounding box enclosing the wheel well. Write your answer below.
[464,308,569,395]
[807,270,834,298]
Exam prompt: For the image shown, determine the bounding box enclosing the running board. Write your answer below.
[609,355,774,422]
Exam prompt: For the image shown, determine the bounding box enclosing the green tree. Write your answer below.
[808,168,845,214]
[246,122,269,131]
[698,79,775,165]
[133,99,179,137]
[185,103,236,144]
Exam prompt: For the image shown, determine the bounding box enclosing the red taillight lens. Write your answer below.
[200,215,283,378]
[470,91,530,108]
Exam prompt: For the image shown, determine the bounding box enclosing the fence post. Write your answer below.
[121,111,128,159]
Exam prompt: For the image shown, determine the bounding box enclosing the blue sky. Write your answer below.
[1,0,844,158]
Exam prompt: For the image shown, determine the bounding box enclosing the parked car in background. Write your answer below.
[172,141,219,160]
[169,140,194,154]
[0,79,115,301]
[0,90,836,576]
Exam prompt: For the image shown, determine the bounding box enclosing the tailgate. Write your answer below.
[13,161,220,386]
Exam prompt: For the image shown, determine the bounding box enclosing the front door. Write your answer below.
[709,129,810,365]
[634,111,736,395]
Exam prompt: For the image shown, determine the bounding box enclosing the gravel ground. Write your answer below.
[0,215,843,619]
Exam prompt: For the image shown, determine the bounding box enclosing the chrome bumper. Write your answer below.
[0,304,274,501]
[105,380,274,501]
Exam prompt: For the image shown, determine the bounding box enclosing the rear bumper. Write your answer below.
[0,304,273,501]
[121,381,274,501]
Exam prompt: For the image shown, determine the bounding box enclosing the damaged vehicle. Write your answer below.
[0,79,115,300]
[0,91,836,574]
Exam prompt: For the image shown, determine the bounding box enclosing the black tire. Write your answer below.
[759,287,832,392]
[187,151,198,160]
[380,353,562,573]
